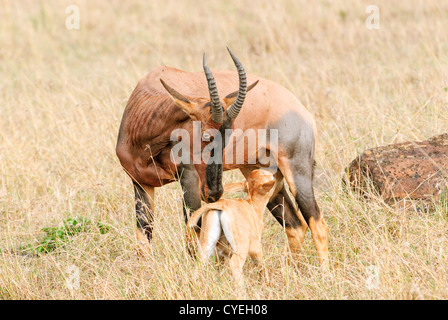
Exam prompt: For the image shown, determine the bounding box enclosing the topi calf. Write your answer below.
[187,169,276,287]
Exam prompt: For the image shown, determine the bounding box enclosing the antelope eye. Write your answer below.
[202,132,211,141]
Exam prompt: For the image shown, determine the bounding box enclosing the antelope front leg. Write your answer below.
[133,182,155,256]
[178,164,202,255]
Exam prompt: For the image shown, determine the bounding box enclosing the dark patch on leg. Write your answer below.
[177,164,203,258]
[267,186,303,229]
[205,161,223,203]
[293,174,321,224]
[178,164,202,227]
[267,185,308,253]
[293,173,329,266]
[133,182,154,242]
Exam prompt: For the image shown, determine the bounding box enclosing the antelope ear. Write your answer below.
[223,80,259,107]
[160,79,199,118]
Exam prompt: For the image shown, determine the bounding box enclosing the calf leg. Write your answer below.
[228,253,247,290]
[249,241,269,283]
[133,182,155,255]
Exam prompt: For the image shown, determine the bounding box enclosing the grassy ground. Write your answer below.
[1,0,447,299]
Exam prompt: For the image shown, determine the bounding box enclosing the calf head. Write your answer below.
[160,47,258,203]
[224,170,276,198]
[246,170,276,197]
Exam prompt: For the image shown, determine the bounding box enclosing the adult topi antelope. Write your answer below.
[116,47,329,266]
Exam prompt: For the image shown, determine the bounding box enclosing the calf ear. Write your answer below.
[223,80,259,107]
[261,180,275,192]
[223,182,248,194]
[160,79,199,119]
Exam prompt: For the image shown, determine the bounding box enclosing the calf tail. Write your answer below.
[188,206,235,258]
[188,202,227,228]
[187,205,212,229]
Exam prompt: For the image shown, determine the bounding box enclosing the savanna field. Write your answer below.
[1,0,448,299]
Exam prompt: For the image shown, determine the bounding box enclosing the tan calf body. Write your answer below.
[188,169,276,287]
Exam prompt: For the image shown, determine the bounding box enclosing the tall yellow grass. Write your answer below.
[1,0,447,299]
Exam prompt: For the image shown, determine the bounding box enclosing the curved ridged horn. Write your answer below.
[203,53,223,124]
[225,47,248,119]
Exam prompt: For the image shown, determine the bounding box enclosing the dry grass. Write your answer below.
[1,0,448,299]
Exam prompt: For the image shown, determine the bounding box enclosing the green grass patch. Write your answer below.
[18,216,111,256]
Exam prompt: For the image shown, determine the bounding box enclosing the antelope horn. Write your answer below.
[203,53,223,124]
[225,47,248,119]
